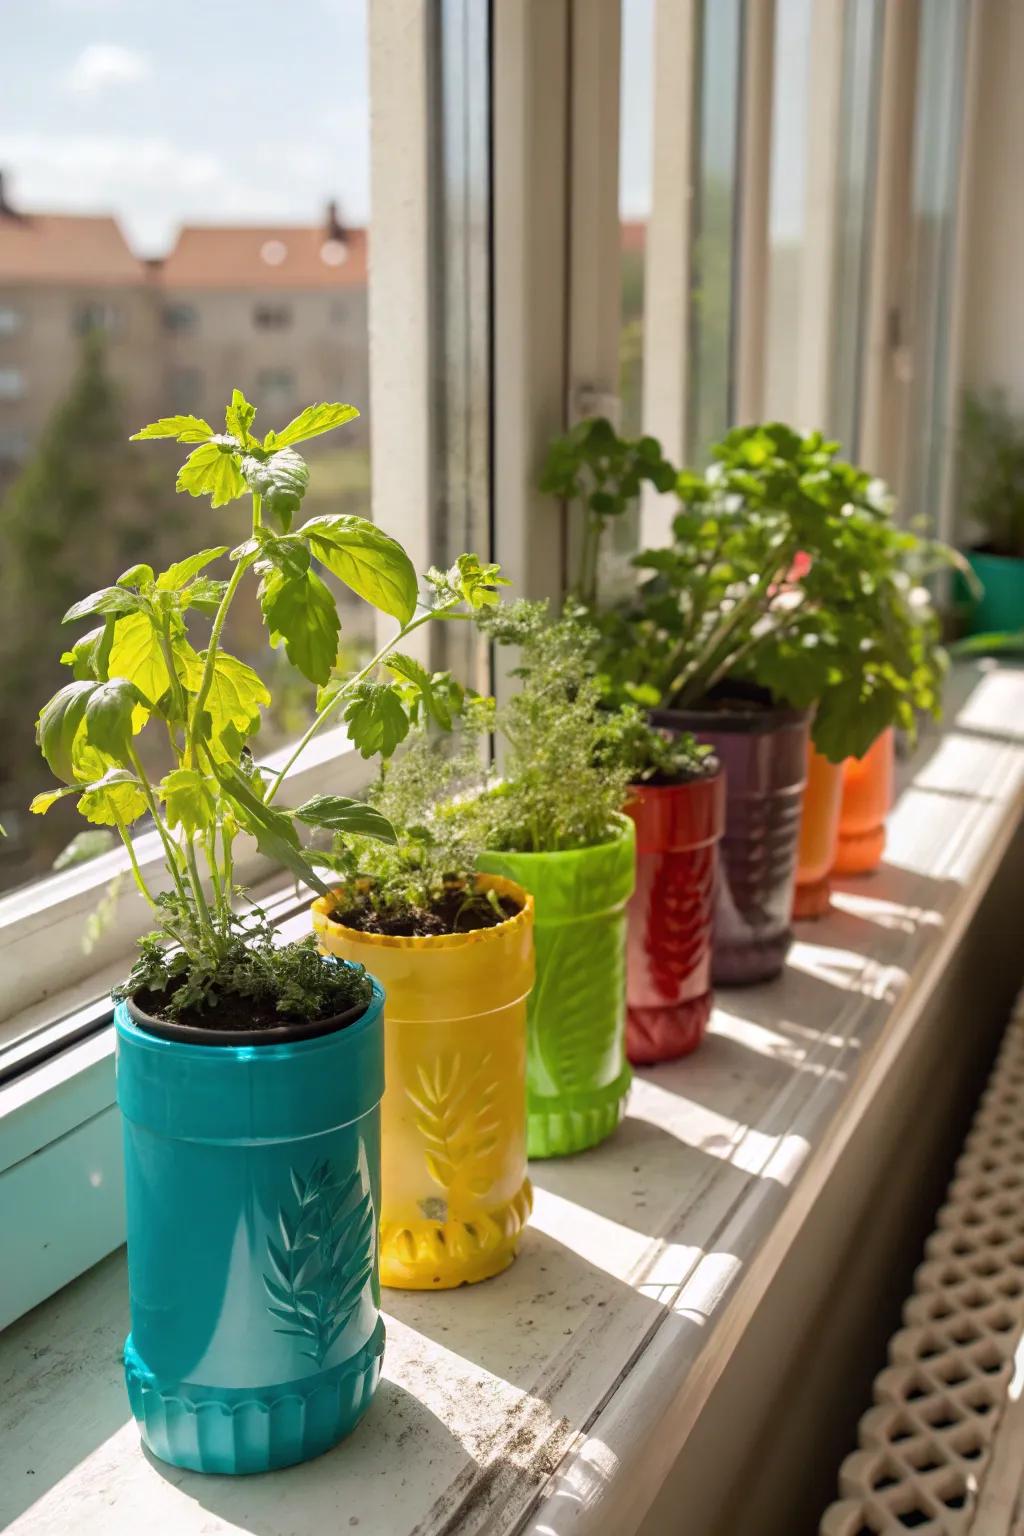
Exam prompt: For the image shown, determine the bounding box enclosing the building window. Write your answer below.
[0,427,28,461]
[0,367,25,400]
[253,303,293,331]
[330,300,349,327]
[257,368,296,405]
[73,301,122,336]
[0,306,22,336]
[163,303,199,333]
[167,367,203,411]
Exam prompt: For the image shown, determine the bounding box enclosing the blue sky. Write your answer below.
[0,0,373,255]
[0,0,805,258]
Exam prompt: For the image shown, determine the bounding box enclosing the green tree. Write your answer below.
[0,333,174,873]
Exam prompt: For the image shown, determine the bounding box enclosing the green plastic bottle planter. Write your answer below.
[115,974,385,1476]
[478,813,635,1159]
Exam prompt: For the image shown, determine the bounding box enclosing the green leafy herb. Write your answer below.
[560,420,955,762]
[33,388,506,1029]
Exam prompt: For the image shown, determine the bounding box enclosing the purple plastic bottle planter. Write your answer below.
[652,687,810,986]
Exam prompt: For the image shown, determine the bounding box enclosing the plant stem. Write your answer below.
[113,812,160,913]
[264,604,447,806]
[183,835,221,952]
[186,554,251,767]
[126,743,195,935]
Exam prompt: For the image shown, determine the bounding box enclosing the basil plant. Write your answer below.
[32,391,503,1024]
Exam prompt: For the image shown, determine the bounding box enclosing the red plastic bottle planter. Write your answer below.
[624,767,726,1065]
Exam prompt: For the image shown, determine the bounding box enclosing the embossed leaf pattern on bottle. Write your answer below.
[263,1160,374,1366]
[533,914,625,1093]
[647,843,716,999]
[406,1053,502,1201]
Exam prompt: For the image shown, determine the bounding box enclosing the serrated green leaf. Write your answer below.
[342,681,410,760]
[156,547,229,591]
[158,767,217,836]
[36,682,98,783]
[242,449,309,529]
[82,679,143,762]
[181,648,270,755]
[258,565,340,686]
[60,619,115,683]
[293,794,397,842]
[176,438,247,507]
[385,651,456,729]
[183,577,229,615]
[265,402,359,449]
[29,785,80,815]
[211,761,331,895]
[63,587,142,625]
[301,514,418,625]
[107,611,172,706]
[76,767,147,827]
[225,388,257,447]
[253,533,311,581]
[117,563,155,590]
[130,415,213,444]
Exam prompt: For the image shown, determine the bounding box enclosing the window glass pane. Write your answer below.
[902,0,970,535]
[619,0,653,441]
[828,0,884,455]
[688,0,743,464]
[0,1,372,892]
[430,0,491,688]
[764,0,812,424]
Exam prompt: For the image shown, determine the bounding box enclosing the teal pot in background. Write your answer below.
[961,549,1024,635]
[115,974,385,1476]
[478,814,635,1159]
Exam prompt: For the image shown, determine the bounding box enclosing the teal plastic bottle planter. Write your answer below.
[478,813,635,1158]
[114,974,385,1476]
[961,549,1024,635]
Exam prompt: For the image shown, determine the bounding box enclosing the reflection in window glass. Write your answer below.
[902,0,971,536]
[828,0,883,457]
[0,0,373,890]
[619,0,653,441]
[601,0,656,598]
[688,0,744,466]
[764,0,812,424]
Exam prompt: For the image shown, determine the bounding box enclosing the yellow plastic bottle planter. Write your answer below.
[478,813,636,1159]
[312,875,534,1291]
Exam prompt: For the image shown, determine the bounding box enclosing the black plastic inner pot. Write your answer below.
[125,992,370,1048]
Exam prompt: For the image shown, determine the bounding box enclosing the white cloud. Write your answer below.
[66,44,152,96]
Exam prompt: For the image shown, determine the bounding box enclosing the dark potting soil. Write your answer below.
[331,889,522,939]
[131,982,369,1035]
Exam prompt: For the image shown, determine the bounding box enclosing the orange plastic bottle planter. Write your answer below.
[792,747,844,919]
[834,728,895,875]
[313,875,534,1291]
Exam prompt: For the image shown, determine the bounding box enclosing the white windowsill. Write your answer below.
[0,725,369,1038]
[1,663,1022,1536]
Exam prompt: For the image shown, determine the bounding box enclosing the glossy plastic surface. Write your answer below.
[793,747,844,920]
[624,772,726,1064]
[115,981,385,1475]
[477,815,635,1158]
[964,549,1024,635]
[314,876,534,1290]
[654,705,811,985]
[835,728,894,874]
